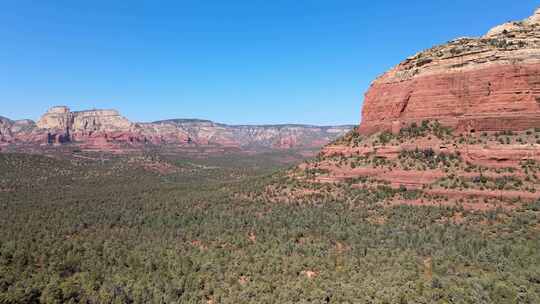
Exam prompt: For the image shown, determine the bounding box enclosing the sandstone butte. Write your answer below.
[359,8,540,135]
[277,8,540,209]
[0,105,353,151]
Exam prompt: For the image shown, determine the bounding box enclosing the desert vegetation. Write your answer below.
[1,146,540,303]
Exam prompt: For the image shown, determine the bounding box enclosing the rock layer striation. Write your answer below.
[276,8,540,210]
[1,107,353,151]
[359,8,540,135]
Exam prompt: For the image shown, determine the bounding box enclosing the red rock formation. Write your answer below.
[359,8,540,135]
[275,9,540,210]
[1,107,352,152]
[321,142,540,169]
[36,106,139,145]
[273,135,298,149]
[0,116,13,142]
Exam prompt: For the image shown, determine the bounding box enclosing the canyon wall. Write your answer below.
[151,119,350,149]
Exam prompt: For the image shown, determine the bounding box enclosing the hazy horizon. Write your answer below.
[1,104,358,127]
[2,0,539,125]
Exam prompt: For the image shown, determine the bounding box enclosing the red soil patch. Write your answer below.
[301,270,319,279]
[238,276,249,285]
[248,232,257,243]
[333,241,350,253]
[190,240,208,250]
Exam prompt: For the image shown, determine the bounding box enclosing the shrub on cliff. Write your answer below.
[397,120,452,140]
[377,131,394,145]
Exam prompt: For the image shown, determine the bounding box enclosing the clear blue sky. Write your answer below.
[1,1,538,125]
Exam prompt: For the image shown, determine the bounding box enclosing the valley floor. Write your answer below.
[0,150,539,303]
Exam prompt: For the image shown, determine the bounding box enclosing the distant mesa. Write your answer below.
[0,106,353,152]
[359,7,540,135]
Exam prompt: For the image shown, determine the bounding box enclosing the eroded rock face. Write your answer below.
[38,106,133,133]
[359,8,540,135]
[150,120,353,149]
[35,106,144,145]
[0,116,14,142]
[276,9,540,210]
[36,106,72,130]
[1,108,353,151]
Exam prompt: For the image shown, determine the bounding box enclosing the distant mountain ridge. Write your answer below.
[153,118,352,129]
[0,106,354,152]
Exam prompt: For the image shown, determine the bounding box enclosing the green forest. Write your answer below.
[1,152,540,303]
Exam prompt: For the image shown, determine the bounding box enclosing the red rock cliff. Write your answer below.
[359,8,540,135]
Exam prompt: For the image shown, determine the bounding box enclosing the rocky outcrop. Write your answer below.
[0,116,13,142]
[36,106,138,144]
[1,117,40,144]
[281,124,540,209]
[321,142,540,170]
[37,106,133,132]
[359,8,540,135]
[277,8,540,209]
[36,106,72,131]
